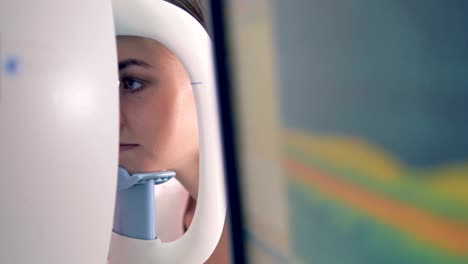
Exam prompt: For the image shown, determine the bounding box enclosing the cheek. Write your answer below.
[179,93,198,133]
[126,92,177,145]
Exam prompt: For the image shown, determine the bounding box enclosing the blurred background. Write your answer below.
[213,0,468,263]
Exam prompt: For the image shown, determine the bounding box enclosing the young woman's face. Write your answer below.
[117,36,198,174]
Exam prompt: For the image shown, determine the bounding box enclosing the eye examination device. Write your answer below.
[0,0,226,263]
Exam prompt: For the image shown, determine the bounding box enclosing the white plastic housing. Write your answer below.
[109,0,227,263]
[0,1,119,263]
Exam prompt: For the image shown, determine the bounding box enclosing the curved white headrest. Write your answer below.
[110,1,226,263]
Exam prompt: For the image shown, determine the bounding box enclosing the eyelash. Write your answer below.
[120,76,146,94]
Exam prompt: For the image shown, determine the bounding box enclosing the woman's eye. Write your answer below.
[121,77,145,92]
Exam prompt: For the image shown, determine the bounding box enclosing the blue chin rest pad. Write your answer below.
[113,167,176,240]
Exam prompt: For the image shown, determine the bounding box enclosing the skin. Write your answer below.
[118,36,199,198]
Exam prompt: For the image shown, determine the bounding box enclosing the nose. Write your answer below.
[119,97,125,131]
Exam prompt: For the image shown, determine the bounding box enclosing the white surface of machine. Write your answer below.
[0,1,119,263]
[0,0,226,263]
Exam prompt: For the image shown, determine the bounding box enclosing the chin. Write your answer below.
[118,156,165,174]
[118,155,141,173]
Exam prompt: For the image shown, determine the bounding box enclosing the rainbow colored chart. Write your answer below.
[284,129,468,264]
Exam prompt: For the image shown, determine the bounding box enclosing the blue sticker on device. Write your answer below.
[4,55,20,75]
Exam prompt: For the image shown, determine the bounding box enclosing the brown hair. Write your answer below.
[165,0,207,30]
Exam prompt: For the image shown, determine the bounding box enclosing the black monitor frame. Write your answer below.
[209,1,247,263]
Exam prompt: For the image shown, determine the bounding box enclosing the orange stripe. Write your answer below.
[284,158,468,255]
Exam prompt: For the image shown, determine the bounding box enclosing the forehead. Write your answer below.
[117,36,176,62]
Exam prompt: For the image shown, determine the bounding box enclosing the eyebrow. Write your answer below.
[118,59,152,70]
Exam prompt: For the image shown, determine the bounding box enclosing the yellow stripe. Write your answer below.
[284,129,468,200]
